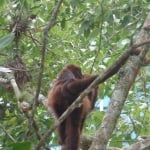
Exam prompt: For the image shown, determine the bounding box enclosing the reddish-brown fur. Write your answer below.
[47,64,98,150]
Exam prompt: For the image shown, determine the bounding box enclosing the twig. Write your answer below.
[0,124,16,142]
[25,31,61,58]
[90,2,104,73]
[33,0,64,112]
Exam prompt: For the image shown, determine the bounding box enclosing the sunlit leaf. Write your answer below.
[0,33,15,49]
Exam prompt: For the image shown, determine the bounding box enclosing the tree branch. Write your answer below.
[81,135,150,150]
[33,0,63,113]
[123,137,150,150]
[32,0,64,149]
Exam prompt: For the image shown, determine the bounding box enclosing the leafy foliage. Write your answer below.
[0,0,150,149]
[0,33,15,49]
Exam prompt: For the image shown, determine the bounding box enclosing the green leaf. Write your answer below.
[0,33,15,49]
[61,18,66,29]
[9,142,31,150]
[0,0,4,8]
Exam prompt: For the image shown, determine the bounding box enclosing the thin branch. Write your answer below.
[90,2,104,73]
[31,0,63,149]
[25,31,61,58]
[5,73,22,99]
[123,137,150,150]
[33,0,64,112]
[0,124,16,142]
